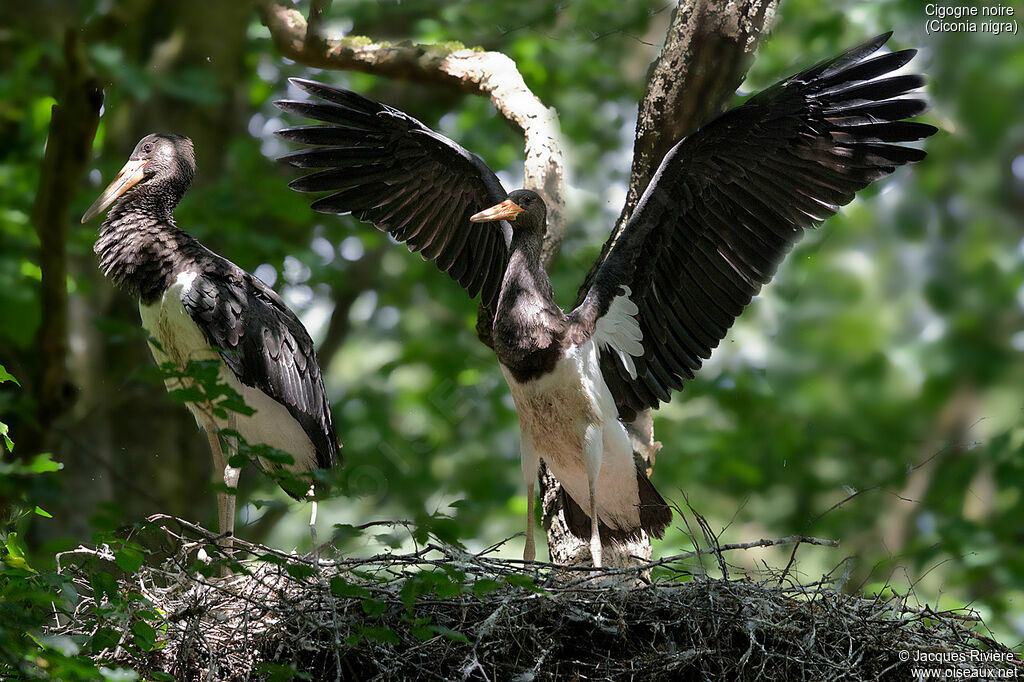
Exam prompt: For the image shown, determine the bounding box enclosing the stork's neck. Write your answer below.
[94,191,200,304]
[490,226,569,381]
[497,229,555,321]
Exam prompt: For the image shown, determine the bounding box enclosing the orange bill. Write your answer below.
[470,199,524,223]
[81,159,149,223]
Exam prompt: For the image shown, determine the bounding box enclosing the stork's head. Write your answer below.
[470,189,547,237]
[81,133,196,223]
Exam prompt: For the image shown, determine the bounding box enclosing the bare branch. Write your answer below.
[257,0,566,261]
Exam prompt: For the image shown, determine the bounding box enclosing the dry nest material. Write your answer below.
[51,516,1021,681]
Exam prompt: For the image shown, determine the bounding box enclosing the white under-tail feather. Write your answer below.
[500,339,644,534]
[592,285,644,379]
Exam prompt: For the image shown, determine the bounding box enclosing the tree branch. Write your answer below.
[257,0,567,262]
[625,0,777,225]
[576,0,778,301]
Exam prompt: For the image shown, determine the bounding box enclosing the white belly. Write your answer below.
[501,340,642,531]
[139,272,318,474]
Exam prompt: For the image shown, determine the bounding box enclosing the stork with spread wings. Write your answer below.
[276,33,935,566]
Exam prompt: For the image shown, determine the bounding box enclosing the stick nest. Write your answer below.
[51,516,1020,681]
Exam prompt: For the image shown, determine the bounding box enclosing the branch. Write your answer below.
[624,0,777,225]
[257,0,567,263]
[54,523,1016,680]
[576,0,778,300]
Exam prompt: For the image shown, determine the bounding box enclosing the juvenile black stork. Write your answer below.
[275,33,935,566]
[82,134,341,552]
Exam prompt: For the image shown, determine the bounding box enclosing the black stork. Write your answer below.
[275,33,935,566]
[82,133,341,553]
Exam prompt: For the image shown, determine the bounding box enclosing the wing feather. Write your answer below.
[181,254,341,475]
[277,80,510,310]
[572,33,936,420]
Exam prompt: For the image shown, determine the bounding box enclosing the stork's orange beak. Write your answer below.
[470,199,524,223]
[81,159,149,223]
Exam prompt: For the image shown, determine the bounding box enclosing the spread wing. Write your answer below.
[181,252,340,471]
[572,33,937,421]
[275,79,511,311]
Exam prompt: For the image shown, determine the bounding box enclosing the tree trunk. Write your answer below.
[23,31,102,460]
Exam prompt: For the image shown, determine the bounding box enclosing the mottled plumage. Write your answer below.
[86,134,339,548]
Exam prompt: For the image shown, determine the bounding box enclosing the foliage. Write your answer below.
[0,0,1021,673]
[0,371,142,680]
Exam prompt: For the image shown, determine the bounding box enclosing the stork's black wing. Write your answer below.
[575,33,936,421]
[181,252,340,472]
[275,79,511,310]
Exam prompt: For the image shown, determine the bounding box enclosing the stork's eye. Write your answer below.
[143,142,154,153]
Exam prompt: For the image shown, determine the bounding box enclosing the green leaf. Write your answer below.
[115,547,145,574]
[330,576,370,599]
[472,579,501,598]
[219,394,257,416]
[227,453,249,468]
[331,524,365,543]
[90,627,120,653]
[503,574,546,594]
[399,573,434,613]
[410,622,434,641]
[360,597,387,617]
[360,625,399,645]
[429,624,469,644]
[26,452,62,473]
[132,621,157,651]
[168,386,205,404]
[90,571,119,601]
[1,422,12,452]
[255,662,309,682]
[33,505,52,518]
[409,619,470,644]
[0,365,20,385]
[435,568,465,598]
[5,531,27,559]
[285,563,316,580]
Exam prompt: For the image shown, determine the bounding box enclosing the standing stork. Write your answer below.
[82,133,341,553]
[276,34,935,566]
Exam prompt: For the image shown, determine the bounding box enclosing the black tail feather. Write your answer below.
[561,463,672,544]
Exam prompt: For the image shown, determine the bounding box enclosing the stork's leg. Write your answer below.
[307,483,319,553]
[583,424,604,568]
[207,428,240,554]
[521,436,539,562]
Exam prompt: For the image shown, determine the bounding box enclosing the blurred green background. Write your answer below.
[2,0,1022,649]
